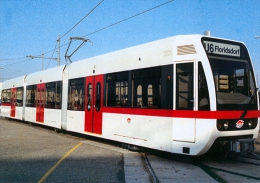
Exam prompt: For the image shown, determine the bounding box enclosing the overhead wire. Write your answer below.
[27,0,105,61]
[40,0,175,58]
[1,58,33,68]
[83,0,174,37]
[60,0,104,40]
[1,0,174,68]
[0,57,28,62]
[46,41,58,69]
[0,0,105,67]
[0,0,104,63]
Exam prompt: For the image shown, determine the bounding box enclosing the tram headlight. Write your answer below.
[248,120,252,128]
[224,121,229,129]
[217,120,229,130]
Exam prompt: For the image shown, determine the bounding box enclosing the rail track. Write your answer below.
[140,152,161,183]
[195,158,260,182]
[139,142,260,183]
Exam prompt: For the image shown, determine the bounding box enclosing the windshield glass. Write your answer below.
[209,57,257,110]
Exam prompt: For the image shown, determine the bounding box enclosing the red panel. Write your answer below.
[93,75,103,134]
[10,88,16,117]
[36,83,45,123]
[85,76,94,132]
[85,75,104,135]
[103,108,260,119]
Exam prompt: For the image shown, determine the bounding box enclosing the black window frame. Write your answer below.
[46,81,62,109]
[68,78,85,111]
[104,64,174,109]
[1,89,11,104]
[26,85,37,107]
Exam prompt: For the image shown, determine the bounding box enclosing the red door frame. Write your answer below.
[10,88,16,117]
[85,75,104,134]
[36,83,45,123]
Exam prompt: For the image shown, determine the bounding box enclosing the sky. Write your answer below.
[0,0,260,87]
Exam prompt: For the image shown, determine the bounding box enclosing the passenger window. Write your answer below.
[86,83,92,110]
[2,89,11,104]
[137,85,142,107]
[147,84,153,106]
[46,81,62,109]
[16,87,23,106]
[96,82,101,111]
[176,63,194,110]
[105,64,174,109]
[36,86,46,107]
[106,71,128,107]
[133,66,161,108]
[26,85,36,107]
[10,89,16,107]
[161,65,173,109]
[68,78,84,111]
[36,88,41,106]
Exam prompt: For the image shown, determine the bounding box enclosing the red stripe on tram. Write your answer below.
[103,107,260,119]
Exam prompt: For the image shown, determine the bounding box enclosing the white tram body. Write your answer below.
[24,65,65,129]
[1,35,259,155]
[1,76,26,120]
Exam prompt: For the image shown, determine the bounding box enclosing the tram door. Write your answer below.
[85,75,104,134]
[174,62,196,142]
[176,62,194,110]
[10,88,16,117]
[36,83,45,123]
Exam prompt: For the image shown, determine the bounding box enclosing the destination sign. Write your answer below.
[203,41,240,57]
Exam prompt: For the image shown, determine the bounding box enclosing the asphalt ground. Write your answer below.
[0,118,125,183]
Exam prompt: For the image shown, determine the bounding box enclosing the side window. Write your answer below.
[11,88,17,107]
[104,64,174,109]
[198,62,210,110]
[68,78,84,111]
[106,71,128,107]
[46,82,55,108]
[133,66,161,108]
[16,87,23,106]
[95,82,101,111]
[26,85,36,107]
[46,81,62,109]
[147,84,153,106]
[176,63,194,110]
[36,85,46,107]
[2,89,11,104]
[56,81,62,108]
[86,83,92,110]
[137,85,142,107]
[161,65,173,109]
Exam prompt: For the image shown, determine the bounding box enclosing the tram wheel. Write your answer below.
[54,128,61,133]
[217,142,229,159]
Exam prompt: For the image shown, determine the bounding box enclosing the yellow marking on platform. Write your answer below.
[37,142,83,183]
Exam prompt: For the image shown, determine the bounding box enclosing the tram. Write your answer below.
[1,34,259,156]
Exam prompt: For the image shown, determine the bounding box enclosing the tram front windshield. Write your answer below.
[209,58,257,110]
